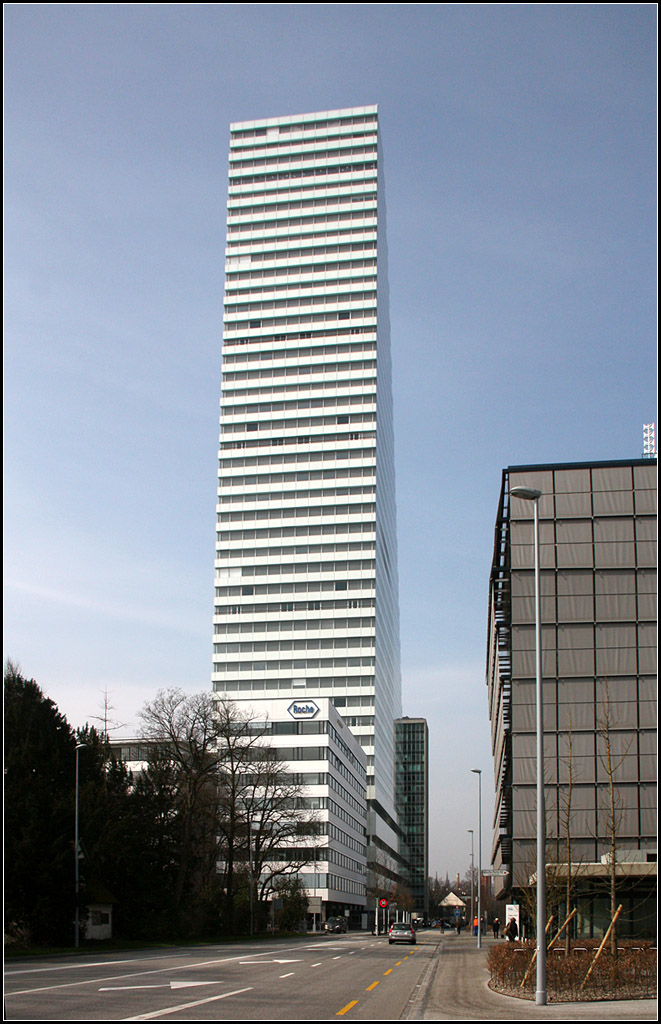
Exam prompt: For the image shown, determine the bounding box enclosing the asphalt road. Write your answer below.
[6,931,657,1021]
[4,932,436,1021]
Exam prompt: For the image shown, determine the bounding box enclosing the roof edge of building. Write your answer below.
[506,456,656,472]
[231,105,379,131]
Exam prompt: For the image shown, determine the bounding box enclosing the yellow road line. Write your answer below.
[337,942,415,1016]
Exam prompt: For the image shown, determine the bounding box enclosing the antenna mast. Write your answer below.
[643,423,656,459]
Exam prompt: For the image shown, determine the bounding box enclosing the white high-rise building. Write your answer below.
[213,106,403,896]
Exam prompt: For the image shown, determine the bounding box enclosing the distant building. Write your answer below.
[439,891,467,927]
[486,459,657,937]
[112,739,158,774]
[394,717,429,919]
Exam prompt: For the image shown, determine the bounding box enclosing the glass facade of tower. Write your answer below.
[394,718,429,919]
[213,107,402,828]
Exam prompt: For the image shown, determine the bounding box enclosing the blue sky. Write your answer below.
[4,4,656,880]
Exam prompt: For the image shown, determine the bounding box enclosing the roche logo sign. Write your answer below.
[287,700,320,720]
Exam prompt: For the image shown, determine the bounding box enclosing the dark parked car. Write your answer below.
[389,921,416,945]
[324,916,348,933]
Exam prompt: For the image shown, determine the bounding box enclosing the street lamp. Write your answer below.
[471,769,482,948]
[74,742,87,948]
[248,825,254,937]
[246,816,260,938]
[509,484,547,1006]
[467,829,474,937]
[312,837,318,933]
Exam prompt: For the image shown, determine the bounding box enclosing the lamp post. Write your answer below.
[242,801,259,938]
[248,824,254,937]
[471,769,482,948]
[74,742,87,948]
[467,828,474,937]
[312,838,318,933]
[247,817,260,937]
[510,484,546,1006]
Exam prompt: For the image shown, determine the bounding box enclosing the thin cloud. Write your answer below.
[5,577,208,636]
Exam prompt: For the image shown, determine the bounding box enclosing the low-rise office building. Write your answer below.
[113,695,367,928]
[228,694,368,927]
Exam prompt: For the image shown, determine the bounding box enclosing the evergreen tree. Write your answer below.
[4,662,77,945]
[74,724,153,939]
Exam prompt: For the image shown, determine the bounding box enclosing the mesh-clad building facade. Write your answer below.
[486,460,656,932]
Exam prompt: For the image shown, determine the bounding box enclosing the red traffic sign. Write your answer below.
[379,898,389,908]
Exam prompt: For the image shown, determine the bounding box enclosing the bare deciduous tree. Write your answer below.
[554,716,588,954]
[596,678,633,959]
[139,689,316,934]
[139,689,230,918]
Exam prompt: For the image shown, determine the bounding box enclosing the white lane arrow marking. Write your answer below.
[101,986,166,991]
[239,958,302,964]
[101,981,222,991]
[171,981,222,989]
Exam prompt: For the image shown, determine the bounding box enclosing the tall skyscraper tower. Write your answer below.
[395,717,429,919]
[213,106,403,876]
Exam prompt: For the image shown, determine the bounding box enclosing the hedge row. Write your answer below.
[487,940,657,1001]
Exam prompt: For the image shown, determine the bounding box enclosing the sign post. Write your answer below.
[379,897,388,936]
[308,896,322,934]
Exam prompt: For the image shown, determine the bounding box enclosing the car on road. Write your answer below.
[324,916,348,933]
[389,921,416,945]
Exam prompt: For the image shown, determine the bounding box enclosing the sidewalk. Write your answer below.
[406,931,657,1021]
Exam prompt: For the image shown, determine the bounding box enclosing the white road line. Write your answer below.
[8,960,234,998]
[279,972,295,978]
[5,955,180,977]
[7,940,321,978]
[7,951,288,997]
[123,987,253,1020]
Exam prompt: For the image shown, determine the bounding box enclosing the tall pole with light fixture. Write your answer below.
[74,742,87,947]
[248,822,254,937]
[471,768,482,948]
[312,839,318,933]
[467,828,474,936]
[509,484,546,1006]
